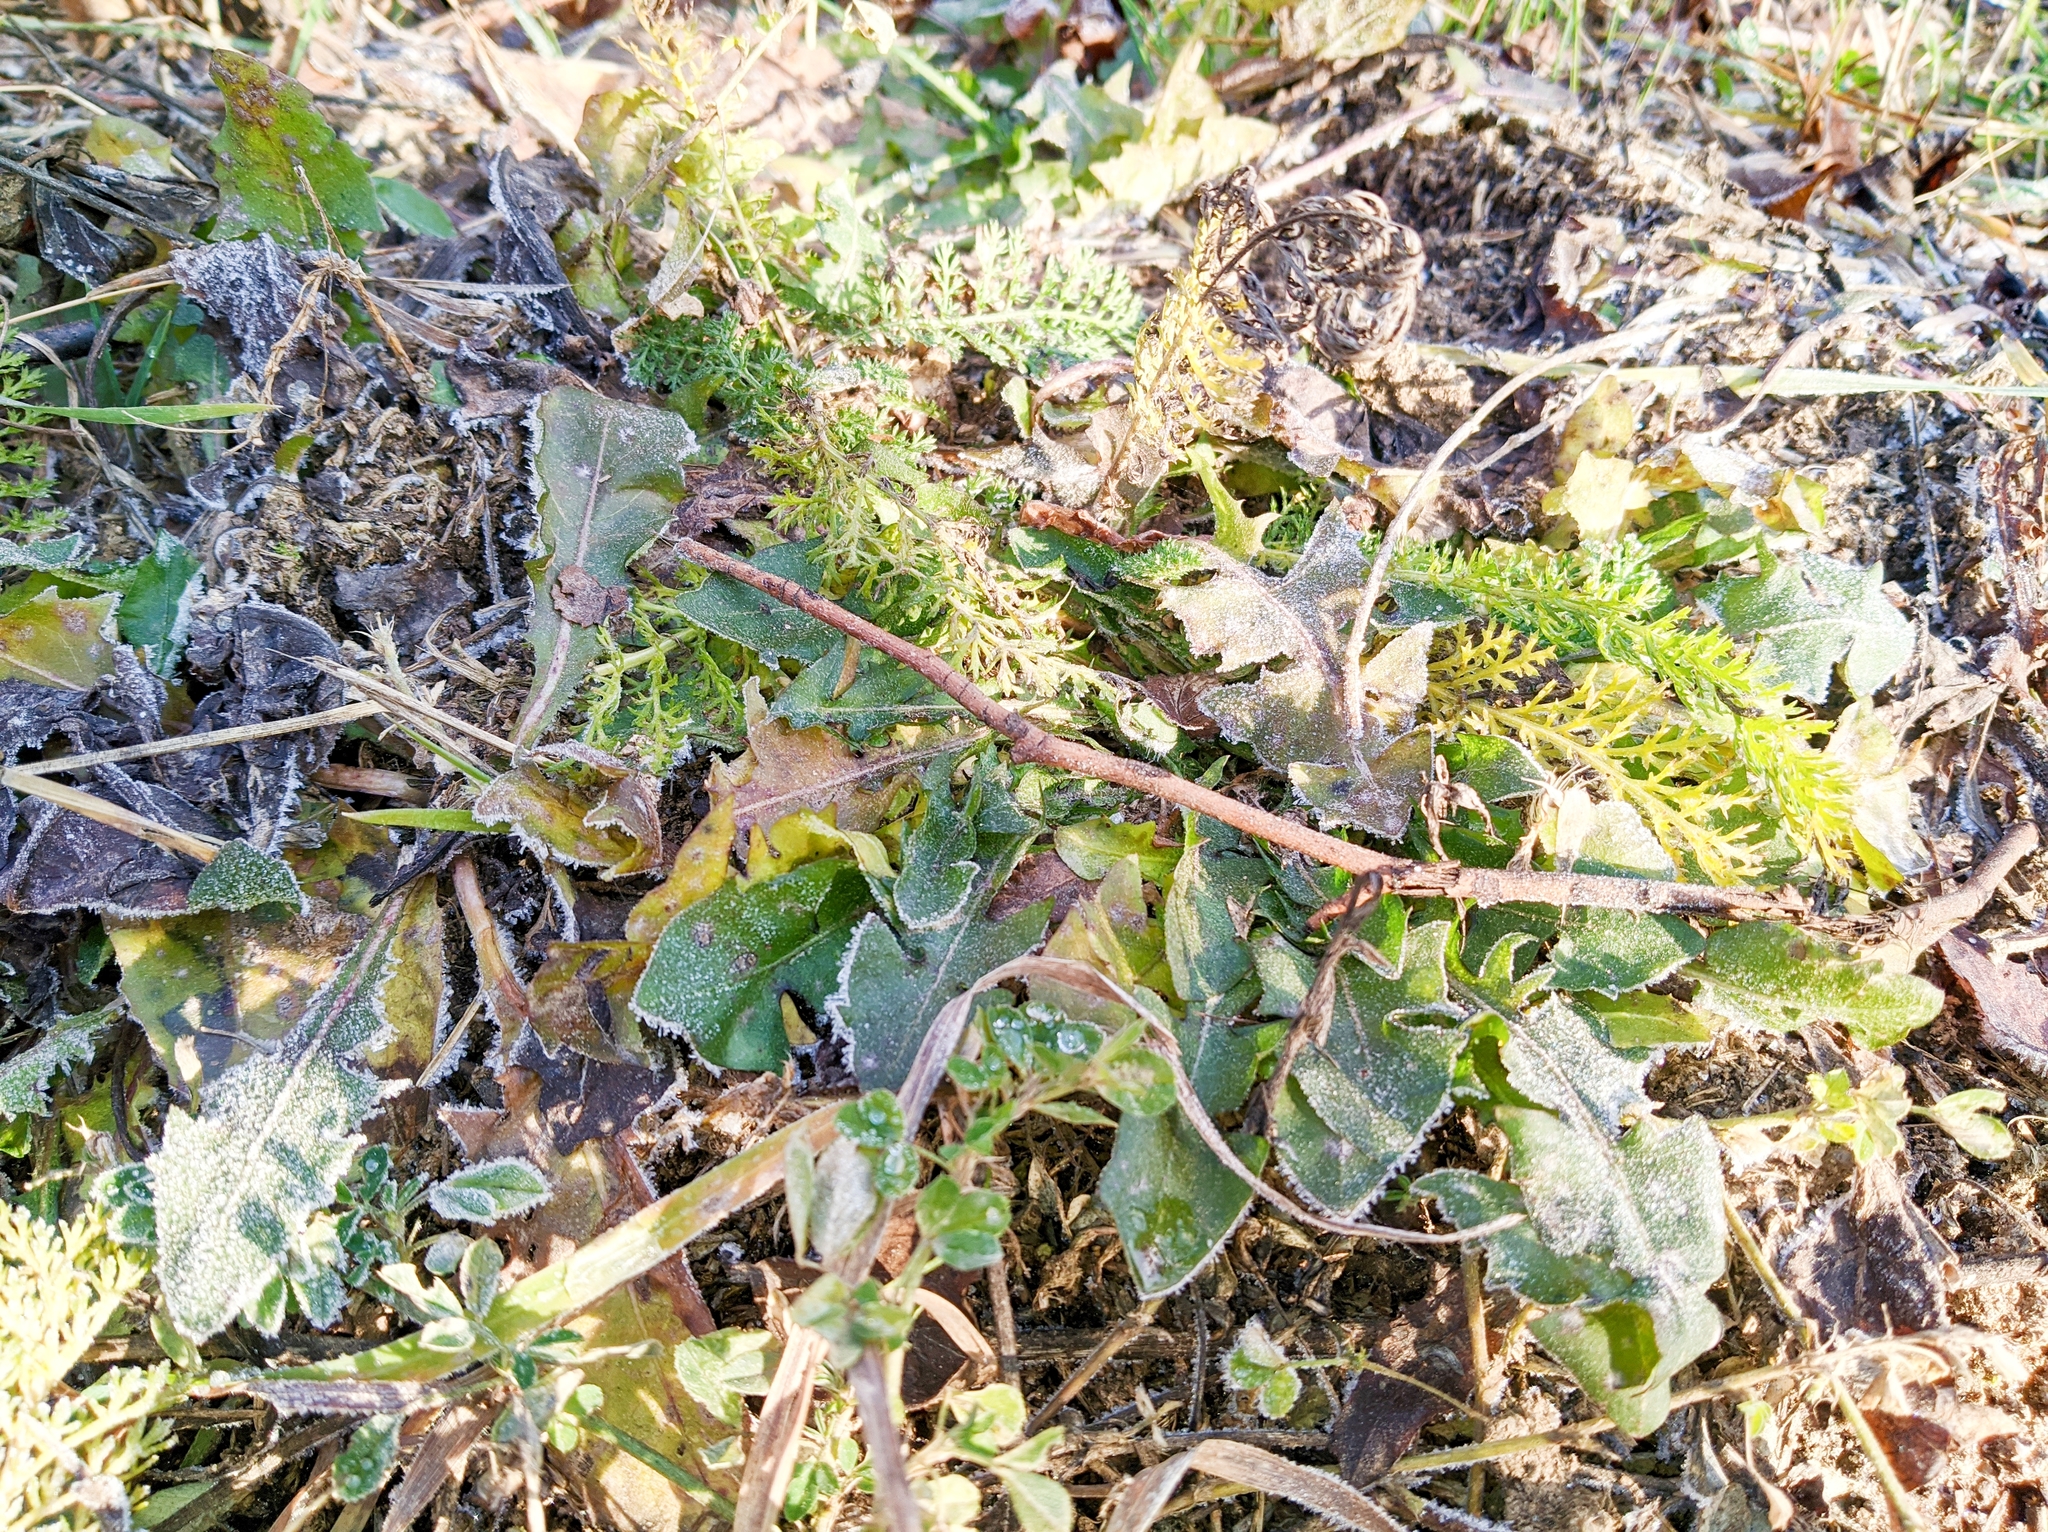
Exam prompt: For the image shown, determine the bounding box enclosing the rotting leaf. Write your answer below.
[514,389,707,753]
[473,766,656,879]
[1699,551,1914,703]
[1686,922,1941,1048]
[0,590,120,691]
[209,51,382,244]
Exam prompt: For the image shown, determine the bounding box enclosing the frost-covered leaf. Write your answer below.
[209,51,381,244]
[186,839,307,915]
[1163,825,1270,1021]
[722,701,926,839]
[896,755,982,932]
[1158,514,1432,835]
[1546,802,1703,996]
[514,390,707,751]
[1053,819,1178,886]
[1272,924,1467,1218]
[1685,922,1940,1048]
[473,765,659,879]
[1278,0,1429,60]
[1575,990,1712,1049]
[1502,995,1657,1136]
[427,1157,552,1223]
[634,857,870,1072]
[830,768,1046,1091]
[0,589,120,690]
[0,1005,116,1116]
[1221,1318,1301,1418]
[769,642,961,743]
[1100,1105,1266,1298]
[1699,550,1913,702]
[1417,1108,1725,1437]
[333,1414,402,1503]
[147,906,407,1339]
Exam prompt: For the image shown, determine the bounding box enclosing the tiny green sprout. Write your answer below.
[788,1273,918,1370]
[1221,1318,1302,1420]
[837,1090,907,1150]
[1914,1088,2013,1160]
[916,1176,1011,1270]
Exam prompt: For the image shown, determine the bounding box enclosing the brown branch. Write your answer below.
[1869,820,2041,970]
[673,537,1805,919]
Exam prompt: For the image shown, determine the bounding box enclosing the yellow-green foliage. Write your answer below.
[0,1202,174,1532]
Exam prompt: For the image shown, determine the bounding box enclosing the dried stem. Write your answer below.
[848,1350,921,1532]
[671,537,1803,919]
[1023,1298,1163,1437]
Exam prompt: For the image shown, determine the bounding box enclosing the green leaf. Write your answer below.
[671,540,838,663]
[1158,514,1432,835]
[1052,818,1178,886]
[1272,941,1468,1220]
[187,840,307,916]
[370,174,455,238]
[116,531,200,677]
[1573,990,1712,1049]
[916,1176,1011,1270]
[1699,550,1913,702]
[895,754,981,931]
[1099,1106,1265,1298]
[0,1005,116,1116]
[6,401,262,425]
[146,906,408,1339]
[429,1158,552,1223]
[209,50,381,243]
[769,642,961,743]
[1440,732,1549,800]
[1417,1107,1726,1437]
[514,389,706,751]
[1221,1317,1301,1419]
[829,769,1045,1091]
[1545,802,1704,996]
[673,1328,780,1428]
[1920,1088,2013,1160]
[1501,995,1656,1136]
[633,859,870,1072]
[1685,922,1941,1047]
[333,1414,402,1502]
[1164,826,1270,1022]
[343,807,491,832]
[993,1471,1073,1532]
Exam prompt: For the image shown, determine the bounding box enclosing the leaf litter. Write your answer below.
[3,5,2048,1532]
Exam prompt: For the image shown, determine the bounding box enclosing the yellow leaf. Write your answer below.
[1548,451,1654,542]
[1555,376,1635,480]
[625,796,734,945]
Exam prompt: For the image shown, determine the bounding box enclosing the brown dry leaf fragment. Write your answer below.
[1017,499,1162,554]
[1773,1157,1953,1342]
[1333,1271,1477,1484]
[1139,673,1224,738]
[1862,1381,2024,1492]
[1837,128,1975,222]
[987,850,1089,927]
[1937,931,2048,1071]
[382,1402,489,1532]
[1003,0,1063,38]
[1060,0,1125,67]
[1982,435,2048,658]
[585,774,664,879]
[552,564,634,626]
[1534,214,1627,338]
[721,712,916,838]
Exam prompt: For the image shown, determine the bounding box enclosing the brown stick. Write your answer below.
[1870,820,2041,969]
[672,537,1804,919]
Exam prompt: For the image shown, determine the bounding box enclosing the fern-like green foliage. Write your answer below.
[806,216,1145,376]
[0,1202,174,1532]
[1396,537,1856,875]
[0,351,59,539]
